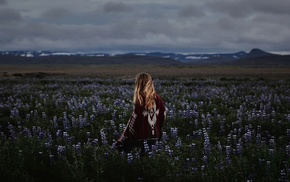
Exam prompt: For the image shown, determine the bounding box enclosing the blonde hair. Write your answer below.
[133,73,156,110]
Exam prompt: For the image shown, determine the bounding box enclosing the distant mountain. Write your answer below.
[244,48,275,59]
[230,48,290,67]
[0,49,289,66]
[0,52,181,66]
[140,51,248,63]
[0,51,111,57]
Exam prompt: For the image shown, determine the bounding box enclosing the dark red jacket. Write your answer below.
[117,94,165,145]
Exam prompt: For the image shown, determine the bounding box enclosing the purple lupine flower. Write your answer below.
[201,165,206,178]
[195,119,198,129]
[127,153,133,163]
[100,129,108,145]
[134,149,141,160]
[189,143,196,153]
[7,122,14,130]
[203,155,208,166]
[236,143,243,156]
[155,141,163,152]
[10,107,19,118]
[225,145,231,167]
[168,149,174,157]
[175,137,182,149]
[86,132,90,139]
[7,122,16,140]
[57,145,66,160]
[151,144,157,155]
[119,123,126,132]
[38,131,44,140]
[26,113,30,120]
[143,140,149,153]
[286,144,290,158]
[225,145,231,155]
[186,134,191,141]
[226,155,231,167]
[110,120,116,130]
[232,134,237,145]
[63,113,70,131]
[269,149,274,158]
[79,115,84,128]
[33,110,38,118]
[279,169,287,181]
[165,145,173,157]
[72,143,82,156]
[63,131,68,141]
[170,127,178,139]
[90,114,96,121]
[22,127,32,138]
[53,116,58,129]
[162,131,169,141]
[45,141,52,148]
[42,112,46,119]
[71,116,77,128]
[203,128,211,155]
[56,129,62,139]
[244,130,252,143]
[269,136,275,149]
[91,139,99,147]
[219,120,225,135]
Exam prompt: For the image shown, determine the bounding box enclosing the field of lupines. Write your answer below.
[1,77,290,181]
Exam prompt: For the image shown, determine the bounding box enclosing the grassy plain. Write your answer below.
[1,65,290,80]
[1,65,290,181]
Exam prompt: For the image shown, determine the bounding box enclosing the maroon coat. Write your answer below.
[117,94,165,145]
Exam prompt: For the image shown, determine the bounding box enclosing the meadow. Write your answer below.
[0,65,290,181]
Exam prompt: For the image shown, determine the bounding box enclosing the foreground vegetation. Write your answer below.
[0,73,290,181]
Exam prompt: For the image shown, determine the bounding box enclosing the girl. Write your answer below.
[115,73,166,154]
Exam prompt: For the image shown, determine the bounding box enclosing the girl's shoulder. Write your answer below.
[155,93,162,101]
[154,93,164,106]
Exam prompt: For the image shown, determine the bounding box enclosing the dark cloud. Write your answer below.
[248,0,290,15]
[0,0,6,5]
[206,0,290,18]
[0,8,22,23]
[41,8,71,20]
[0,0,289,53]
[103,2,133,13]
[178,4,205,17]
[205,1,252,18]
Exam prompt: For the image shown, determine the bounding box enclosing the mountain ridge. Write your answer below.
[0,48,289,67]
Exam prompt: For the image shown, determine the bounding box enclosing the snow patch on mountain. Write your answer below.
[186,56,209,60]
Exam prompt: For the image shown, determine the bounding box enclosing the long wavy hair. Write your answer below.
[133,73,156,110]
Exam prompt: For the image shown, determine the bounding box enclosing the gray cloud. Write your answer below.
[41,7,71,20]
[0,0,289,53]
[103,2,133,13]
[178,4,205,18]
[248,0,290,15]
[0,0,6,5]
[0,8,22,23]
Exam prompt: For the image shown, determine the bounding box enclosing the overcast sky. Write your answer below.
[1,0,290,53]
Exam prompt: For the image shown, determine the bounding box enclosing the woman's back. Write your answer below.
[115,73,166,153]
